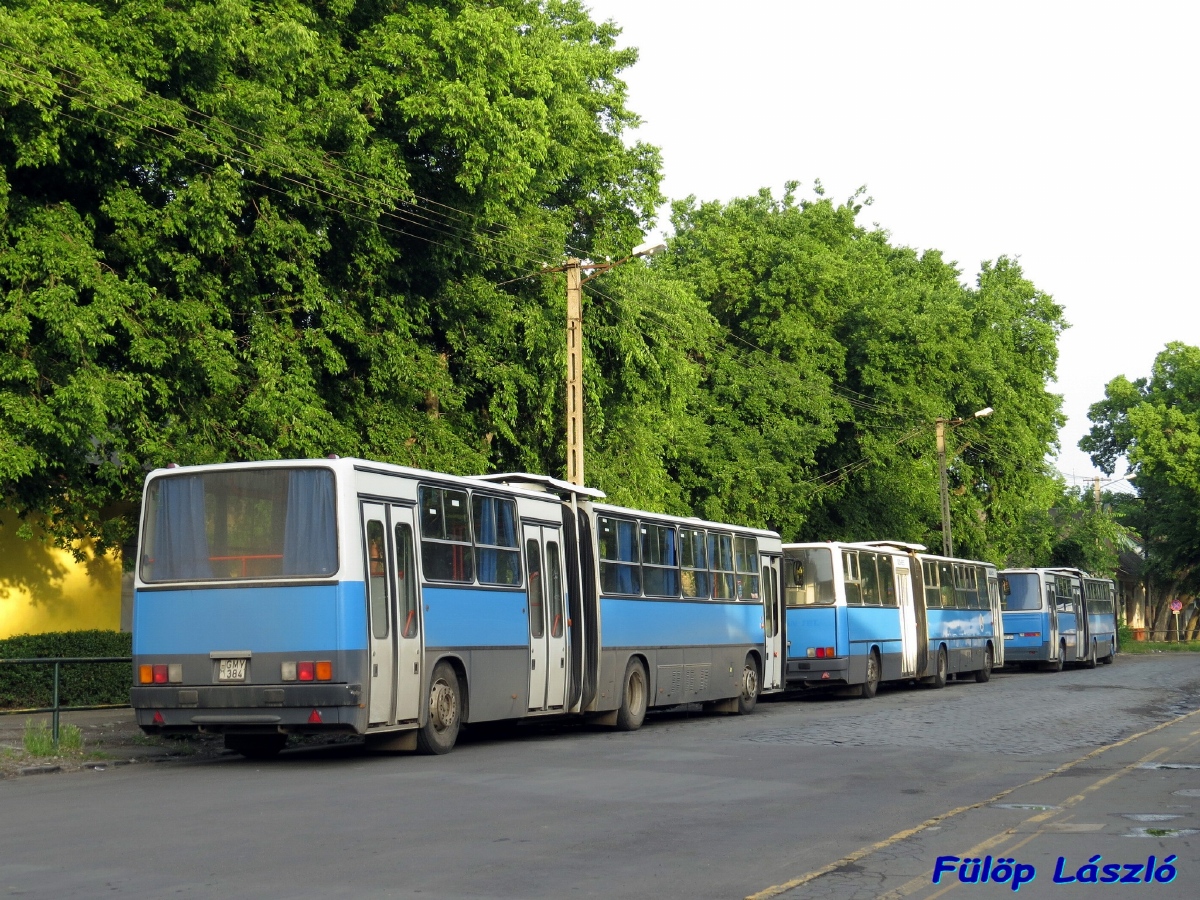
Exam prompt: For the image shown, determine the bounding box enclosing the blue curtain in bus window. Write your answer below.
[154,476,212,580]
[476,495,498,582]
[282,469,338,575]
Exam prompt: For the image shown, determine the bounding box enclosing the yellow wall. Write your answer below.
[0,510,123,638]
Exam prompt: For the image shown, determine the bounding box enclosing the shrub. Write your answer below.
[0,631,132,710]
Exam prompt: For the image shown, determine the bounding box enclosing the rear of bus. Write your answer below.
[130,461,366,755]
[781,544,846,685]
[998,570,1050,663]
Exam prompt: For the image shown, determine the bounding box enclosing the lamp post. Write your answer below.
[935,407,993,557]
[554,242,666,486]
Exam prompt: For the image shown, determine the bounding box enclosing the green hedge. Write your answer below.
[0,630,132,710]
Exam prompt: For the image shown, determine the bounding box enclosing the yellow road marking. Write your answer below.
[745,706,1200,900]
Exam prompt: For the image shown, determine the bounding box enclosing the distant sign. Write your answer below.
[1171,599,1184,613]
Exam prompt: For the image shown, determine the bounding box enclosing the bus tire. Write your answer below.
[615,657,648,731]
[928,647,948,689]
[860,650,880,699]
[738,654,760,714]
[975,645,993,683]
[417,661,462,755]
[1101,639,1115,663]
[1085,640,1098,669]
[225,733,287,759]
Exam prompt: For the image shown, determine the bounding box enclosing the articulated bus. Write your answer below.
[780,542,999,698]
[130,459,781,757]
[998,568,1116,669]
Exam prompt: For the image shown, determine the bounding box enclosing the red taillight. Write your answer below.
[1022,632,1040,638]
[815,647,827,658]
[153,665,169,684]
[308,709,323,724]
[315,661,333,681]
[297,661,315,682]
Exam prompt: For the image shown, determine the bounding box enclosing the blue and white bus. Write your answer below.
[996,568,1109,670]
[1059,569,1118,666]
[780,541,999,697]
[130,459,781,756]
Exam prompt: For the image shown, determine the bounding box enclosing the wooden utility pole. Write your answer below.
[565,258,584,486]
[1093,475,1102,511]
[936,418,953,558]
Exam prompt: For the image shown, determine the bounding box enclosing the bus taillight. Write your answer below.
[139,665,154,684]
[315,661,333,681]
[297,662,315,682]
[153,665,169,684]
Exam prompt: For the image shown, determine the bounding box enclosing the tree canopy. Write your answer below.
[1083,342,1200,596]
[2,2,1072,569]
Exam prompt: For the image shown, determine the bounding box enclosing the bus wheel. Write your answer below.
[1101,639,1116,664]
[417,661,462,754]
[975,645,993,683]
[738,654,760,714]
[1044,642,1065,673]
[615,658,648,731]
[225,733,286,759]
[1085,640,1098,669]
[860,650,880,699]
[928,647,948,689]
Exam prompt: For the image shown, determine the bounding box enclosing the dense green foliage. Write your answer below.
[0,0,662,553]
[1084,342,1200,595]
[0,629,131,708]
[1,2,1070,567]
[658,186,1066,561]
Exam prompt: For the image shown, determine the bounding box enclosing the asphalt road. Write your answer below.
[3,654,1199,899]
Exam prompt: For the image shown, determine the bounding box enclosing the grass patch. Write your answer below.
[1121,640,1200,654]
[22,720,84,756]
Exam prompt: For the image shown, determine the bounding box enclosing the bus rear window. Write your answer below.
[1000,573,1043,611]
[141,468,338,582]
[783,548,836,606]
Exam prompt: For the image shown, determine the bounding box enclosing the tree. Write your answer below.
[1083,342,1200,634]
[660,184,1066,559]
[0,0,664,554]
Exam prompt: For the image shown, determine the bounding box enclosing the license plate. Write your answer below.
[218,658,247,681]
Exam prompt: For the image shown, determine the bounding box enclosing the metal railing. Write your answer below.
[0,656,131,745]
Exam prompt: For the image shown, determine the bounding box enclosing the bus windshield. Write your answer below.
[1000,573,1042,611]
[783,547,836,606]
[141,467,339,582]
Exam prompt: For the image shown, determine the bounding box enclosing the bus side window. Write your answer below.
[860,552,881,605]
[709,533,736,600]
[642,522,680,597]
[598,516,640,595]
[939,562,956,609]
[879,556,897,606]
[419,486,475,583]
[842,551,862,605]
[526,539,545,639]
[923,561,941,609]
[680,528,710,599]
[734,536,760,600]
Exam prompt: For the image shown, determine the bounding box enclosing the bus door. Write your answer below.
[523,523,568,711]
[908,555,930,676]
[1076,583,1091,651]
[895,559,919,677]
[988,575,1004,667]
[1045,578,1060,659]
[391,505,423,722]
[762,557,782,691]
[363,502,397,725]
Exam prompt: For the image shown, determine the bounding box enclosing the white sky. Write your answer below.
[586,0,1198,489]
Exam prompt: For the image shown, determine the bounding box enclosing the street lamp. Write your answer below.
[550,243,666,486]
[935,407,993,557]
